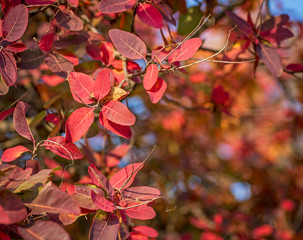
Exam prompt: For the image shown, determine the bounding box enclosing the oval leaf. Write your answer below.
[55,8,83,31]
[98,0,135,14]
[13,101,35,143]
[255,43,283,77]
[169,38,202,63]
[147,77,167,103]
[0,107,14,122]
[68,72,95,104]
[123,204,156,220]
[2,4,28,42]
[99,112,132,139]
[226,11,253,35]
[65,107,95,143]
[25,0,57,5]
[93,68,112,101]
[109,29,147,59]
[43,136,83,160]
[24,185,81,215]
[91,190,115,212]
[2,146,31,162]
[133,226,158,238]
[89,212,119,240]
[109,163,143,190]
[18,220,71,240]
[45,52,74,79]
[143,64,159,90]
[122,186,161,203]
[102,100,136,126]
[88,164,114,197]
[0,50,17,86]
[72,185,104,210]
[0,190,28,225]
[137,3,163,29]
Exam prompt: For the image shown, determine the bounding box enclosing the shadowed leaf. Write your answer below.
[89,212,119,240]
[2,4,28,42]
[109,29,147,59]
[18,220,71,240]
[24,185,81,215]
[13,101,35,143]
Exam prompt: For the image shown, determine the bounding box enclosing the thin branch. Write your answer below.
[3,90,29,112]
[189,58,256,64]
[161,14,212,63]
[115,196,163,210]
[176,26,236,70]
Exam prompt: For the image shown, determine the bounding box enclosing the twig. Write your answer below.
[3,90,29,112]
[162,14,212,63]
[176,26,236,70]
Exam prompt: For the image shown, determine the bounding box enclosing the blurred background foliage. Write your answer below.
[1,0,303,239]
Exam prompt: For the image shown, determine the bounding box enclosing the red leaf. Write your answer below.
[25,0,57,5]
[5,42,26,53]
[109,29,147,59]
[111,60,141,71]
[151,46,170,64]
[255,43,283,77]
[42,74,65,86]
[105,144,129,167]
[43,136,83,160]
[122,186,161,203]
[98,0,136,14]
[169,38,202,63]
[93,68,112,101]
[0,231,10,240]
[226,11,254,35]
[132,226,158,238]
[68,72,95,104]
[91,190,115,212]
[18,220,70,240]
[137,3,163,29]
[102,100,136,126]
[55,7,83,31]
[0,190,28,225]
[0,107,14,122]
[86,44,103,61]
[99,42,115,66]
[200,231,223,240]
[109,163,143,190]
[88,164,115,197]
[86,43,115,66]
[13,101,35,143]
[65,107,95,143]
[99,112,132,139]
[72,185,104,210]
[2,4,28,42]
[25,185,81,215]
[123,204,156,220]
[2,146,31,162]
[0,50,17,86]
[253,225,273,238]
[89,212,119,240]
[143,64,158,90]
[286,63,303,72]
[57,49,79,65]
[211,85,229,105]
[129,232,148,240]
[45,52,74,79]
[147,77,167,103]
